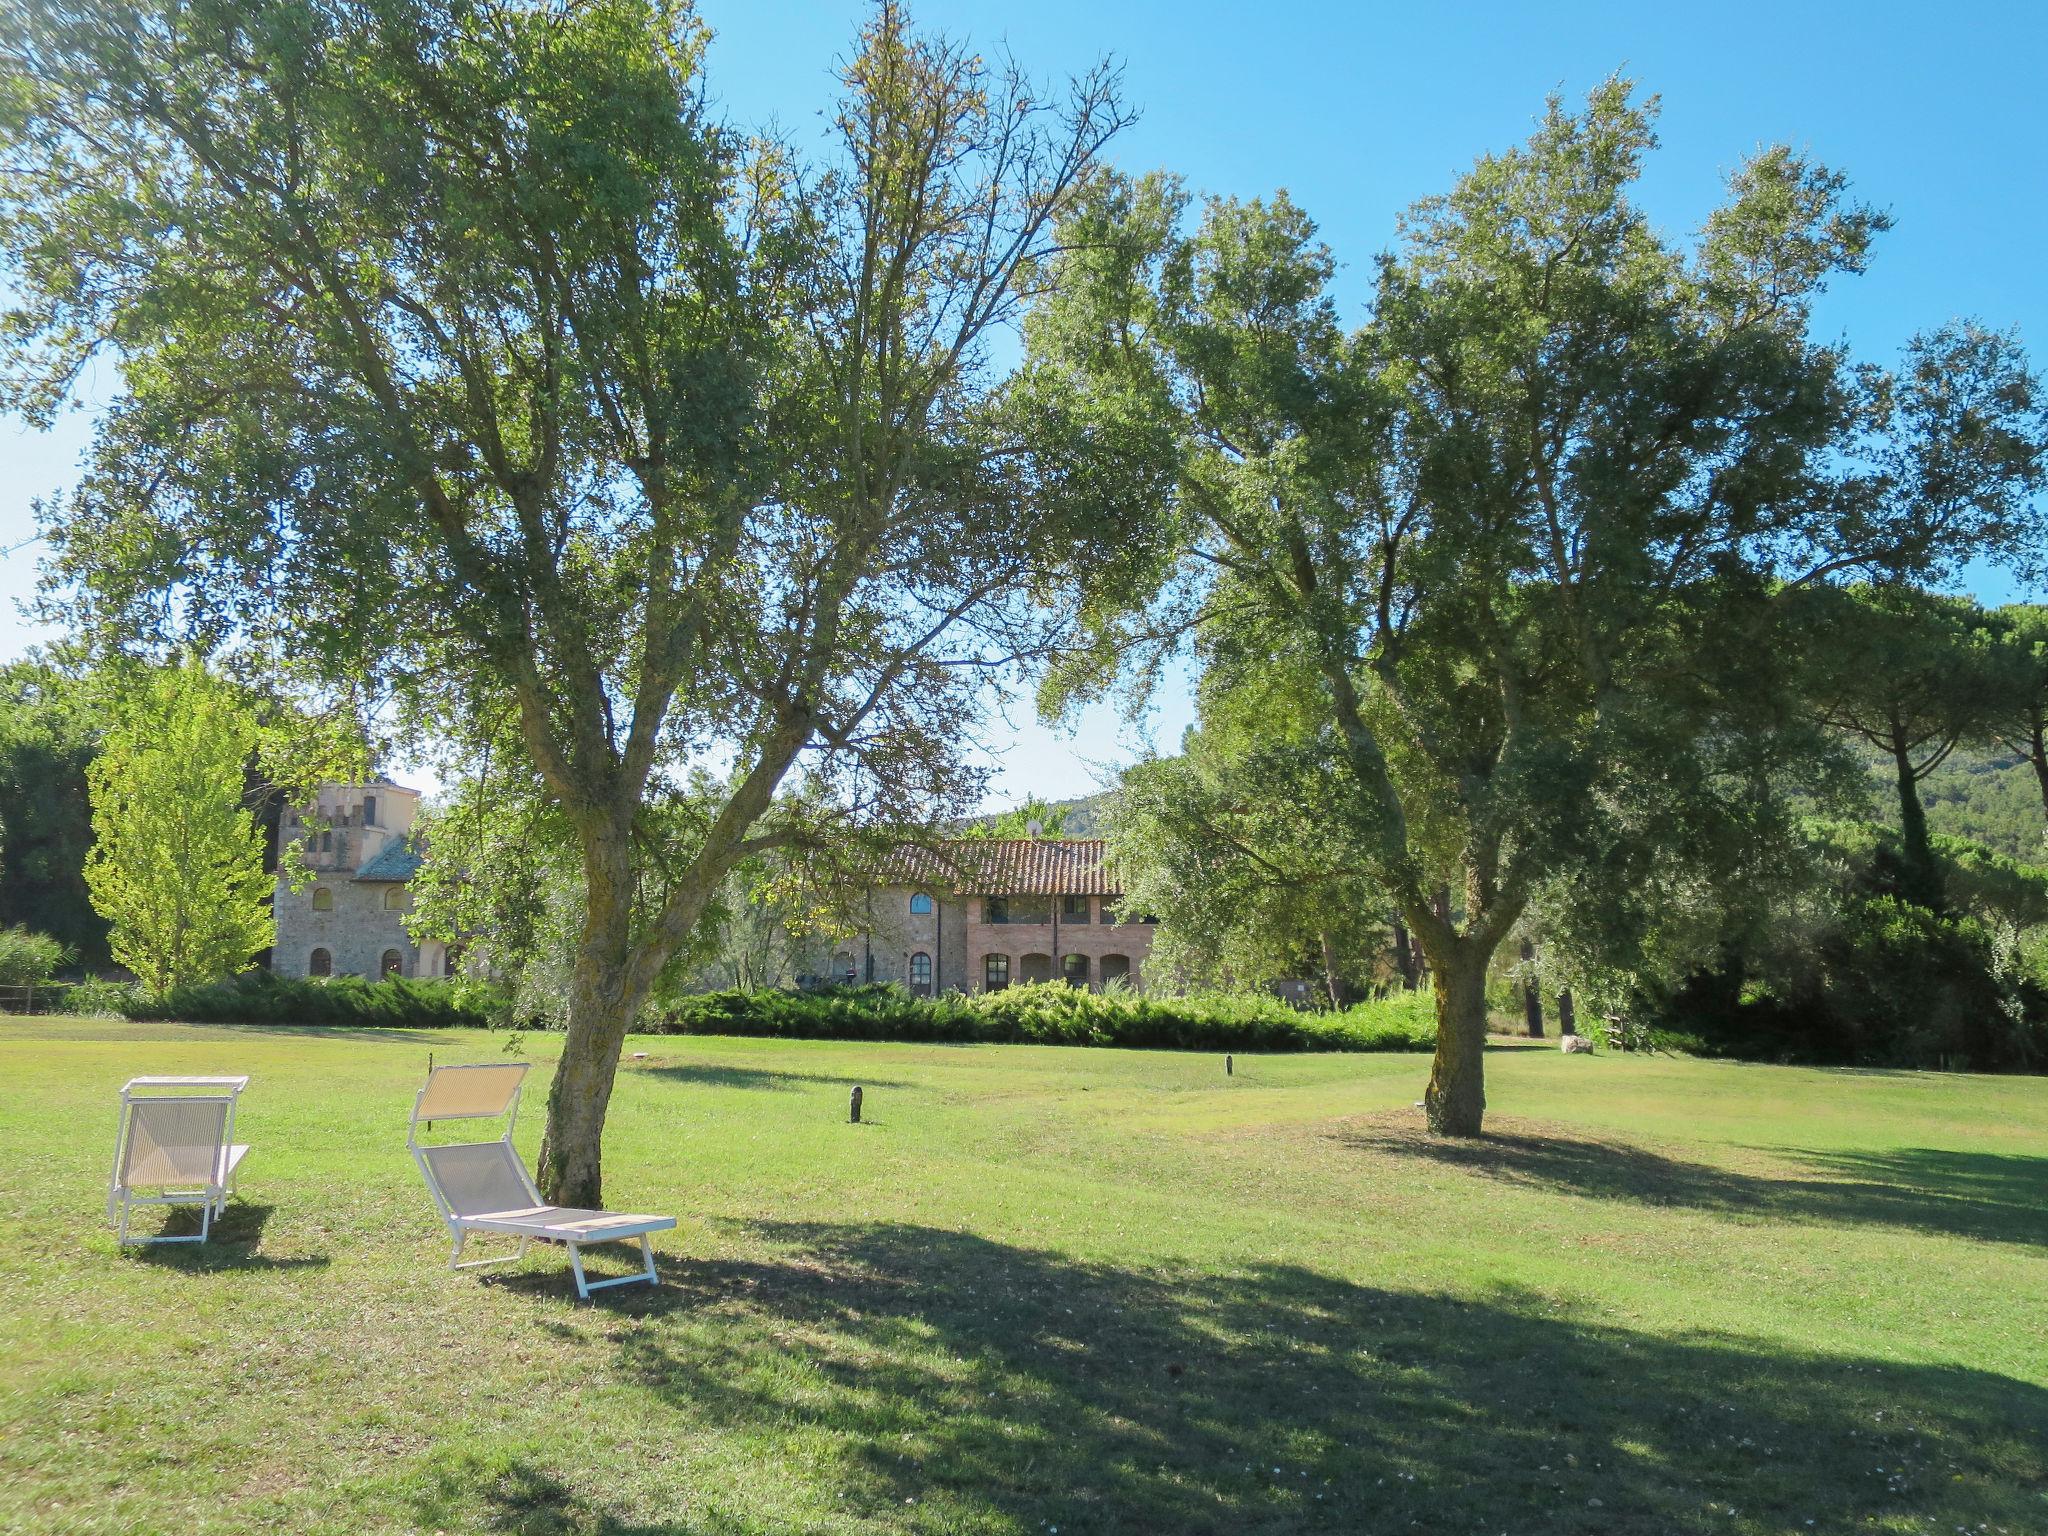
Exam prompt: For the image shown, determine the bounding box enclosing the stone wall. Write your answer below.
[273,876,423,980]
[820,885,970,994]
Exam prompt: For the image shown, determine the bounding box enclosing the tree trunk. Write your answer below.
[1519,938,1544,1039]
[1319,928,1344,1009]
[1557,986,1577,1037]
[537,827,640,1207]
[2028,717,2048,826]
[1888,723,1941,910]
[1424,946,1489,1136]
[1391,918,1418,990]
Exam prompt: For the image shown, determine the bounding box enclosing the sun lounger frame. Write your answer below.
[408,1062,673,1300]
[108,1075,251,1245]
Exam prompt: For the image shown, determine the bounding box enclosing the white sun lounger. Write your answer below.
[108,1076,251,1245]
[408,1062,675,1300]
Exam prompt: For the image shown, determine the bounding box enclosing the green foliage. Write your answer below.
[1907,750,2047,861]
[963,796,1073,840]
[58,975,137,1019]
[1110,719,1400,1001]
[83,659,274,999]
[0,658,108,965]
[649,981,1438,1054]
[1016,78,2048,1131]
[1632,820,2048,1071]
[0,0,1143,1195]
[1792,584,2030,906]
[0,925,71,987]
[97,969,511,1029]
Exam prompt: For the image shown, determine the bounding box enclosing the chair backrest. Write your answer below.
[414,1063,528,1122]
[122,1097,230,1189]
[419,1141,538,1218]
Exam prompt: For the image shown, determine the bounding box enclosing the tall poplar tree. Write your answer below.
[84,660,273,998]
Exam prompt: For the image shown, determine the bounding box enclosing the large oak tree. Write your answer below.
[0,0,1136,1200]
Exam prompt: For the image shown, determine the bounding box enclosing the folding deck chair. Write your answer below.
[408,1062,675,1300]
[108,1076,251,1245]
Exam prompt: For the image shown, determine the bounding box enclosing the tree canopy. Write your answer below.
[0,0,1143,1199]
[1019,82,2047,1132]
[84,659,274,998]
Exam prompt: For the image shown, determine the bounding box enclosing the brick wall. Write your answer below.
[964,894,1154,993]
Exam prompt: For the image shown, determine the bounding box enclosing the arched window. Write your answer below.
[909,951,933,997]
[445,944,465,978]
[383,886,406,911]
[311,886,333,912]
[1019,953,1053,985]
[982,954,1009,992]
[1062,953,1089,988]
[381,949,404,979]
[308,947,332,978]
[909,891,934,915]
[319,829,333,853]
[1099,954,1132,990]
[362,794,377,827]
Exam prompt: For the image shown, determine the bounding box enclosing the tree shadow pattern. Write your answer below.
[1333,1122,2048,1248]
[457,1219,2045,1535]
[120,1201,330,1272]
[633,1063,913,1094]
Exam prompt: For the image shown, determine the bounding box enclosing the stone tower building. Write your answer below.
[271,778,449,980]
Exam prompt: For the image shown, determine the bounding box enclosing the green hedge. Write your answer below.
[87,970,509,1029]
[71,967,1439,1053]
[650,981,1438,1053]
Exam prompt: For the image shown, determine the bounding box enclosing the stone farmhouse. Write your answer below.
[270,783,1151,996]
[271,778,452,982]
[819,836,1156,995]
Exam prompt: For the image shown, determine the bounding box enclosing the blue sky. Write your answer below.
[2,0,2042,805]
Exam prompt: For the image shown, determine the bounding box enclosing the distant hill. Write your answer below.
[1914,751,2047,862]
[965,791,1112,839]
[970,755,2044,865]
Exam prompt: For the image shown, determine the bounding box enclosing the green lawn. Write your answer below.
[2,1019,2044,1535]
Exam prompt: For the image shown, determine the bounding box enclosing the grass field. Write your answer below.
[2,1018,2044,1535]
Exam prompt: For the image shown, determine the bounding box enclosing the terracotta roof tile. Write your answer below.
[889,838,1121,897]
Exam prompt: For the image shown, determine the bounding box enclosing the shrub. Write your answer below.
[0,925,72,988]
[648,981,1438,1054]
[62,976,142,1018]
[110,969,515,1029]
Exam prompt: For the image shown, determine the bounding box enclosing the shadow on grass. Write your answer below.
[183,1021,480,1044]
[449,1220,2048,1535]
[408,1445,685,1536]
[632,1062,912,1093]
[121,1201,330,1271]
[1334,1124,2048,1248]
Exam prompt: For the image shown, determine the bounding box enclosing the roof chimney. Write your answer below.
[1025,818,1044,840]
